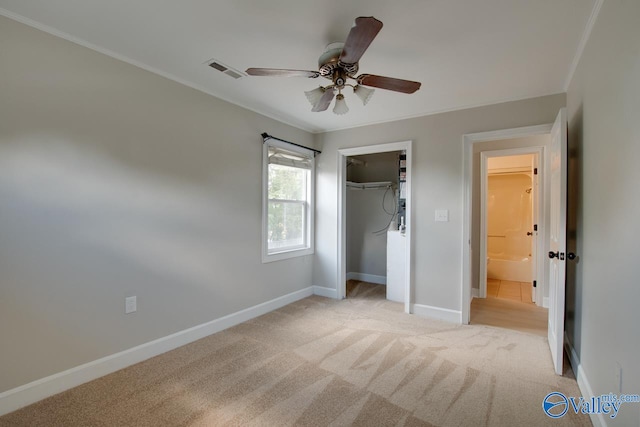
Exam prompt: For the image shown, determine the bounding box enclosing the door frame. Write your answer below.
[462,124,551,324]
[337,140,412,313]
[479,147,544,305]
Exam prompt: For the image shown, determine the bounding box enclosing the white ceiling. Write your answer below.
[0,0,597,133]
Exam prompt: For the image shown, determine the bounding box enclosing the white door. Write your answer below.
[548,108,567,375]
[531,155,538,303]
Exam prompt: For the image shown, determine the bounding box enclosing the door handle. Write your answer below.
[549,251,559,259]
[527,232,533,236]
[567,252,577,260]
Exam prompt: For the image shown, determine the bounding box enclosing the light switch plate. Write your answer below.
[435,209,449,222]
[125,296,137,314]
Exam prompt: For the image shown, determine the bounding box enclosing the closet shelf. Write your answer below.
[346,181,393,190]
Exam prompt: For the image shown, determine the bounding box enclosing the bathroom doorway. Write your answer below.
[473,146,548,335]
[463,112,567,370]
[483,153,536,302]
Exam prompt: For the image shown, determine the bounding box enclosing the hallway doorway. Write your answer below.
[474,146,548,334]
[462,125,552,327]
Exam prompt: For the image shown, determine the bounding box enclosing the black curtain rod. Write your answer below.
[261,133,321,156]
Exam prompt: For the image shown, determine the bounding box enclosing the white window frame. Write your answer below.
[262,138,315,263]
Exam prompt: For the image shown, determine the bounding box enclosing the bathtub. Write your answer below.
[487,253,531,282]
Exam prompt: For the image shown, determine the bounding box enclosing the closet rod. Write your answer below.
[346,181,393,190]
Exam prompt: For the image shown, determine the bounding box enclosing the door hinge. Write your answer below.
[533,224,538,231]
[533,280,537,288]
[534,167,538,175]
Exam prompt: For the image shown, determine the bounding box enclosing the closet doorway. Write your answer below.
[345,152,402,301]
[337,141,412,313]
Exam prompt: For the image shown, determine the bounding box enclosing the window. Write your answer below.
[262,139,315,262]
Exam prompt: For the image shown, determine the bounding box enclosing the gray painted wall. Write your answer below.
[313,94,565,311]
[0,17,315,393]
[346,152,398,278]
[566,1,639,425]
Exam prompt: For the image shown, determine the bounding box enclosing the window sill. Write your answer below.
[262,247,314,263]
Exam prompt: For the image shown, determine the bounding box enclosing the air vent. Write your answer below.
[209,62,227,72]
[206,59,246,79]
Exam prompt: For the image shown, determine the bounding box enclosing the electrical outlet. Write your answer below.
[125,296,137,314]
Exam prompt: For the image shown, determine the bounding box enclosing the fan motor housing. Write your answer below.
[318,42,358,79]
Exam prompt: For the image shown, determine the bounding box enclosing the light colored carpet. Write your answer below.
[0,287,590,426]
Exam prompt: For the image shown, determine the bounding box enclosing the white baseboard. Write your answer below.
[0,286,314,416]
[471,288,479,299]
[312,286,338,299]
[543,297,549,308]
[411,303,462,324]
[565,333,605,427]
[346,272,387,285]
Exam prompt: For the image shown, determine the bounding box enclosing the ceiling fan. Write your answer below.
[246,17,421,115]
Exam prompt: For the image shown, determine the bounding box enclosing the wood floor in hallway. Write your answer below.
[471,279,548,337]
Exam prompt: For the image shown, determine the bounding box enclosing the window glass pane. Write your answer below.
[263,140,314,261]
[268,164,307,201]
[268,201,305,251]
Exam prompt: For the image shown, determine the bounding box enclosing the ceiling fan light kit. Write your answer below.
[333,93,349,115]
[304,86,326,107]
[246,16,421,115]
[353,85,375,105]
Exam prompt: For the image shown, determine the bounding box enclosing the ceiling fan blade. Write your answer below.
[246,68,320,78]
[311,89,335,112]
[357,74,421,94]
[339,17,383,65]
